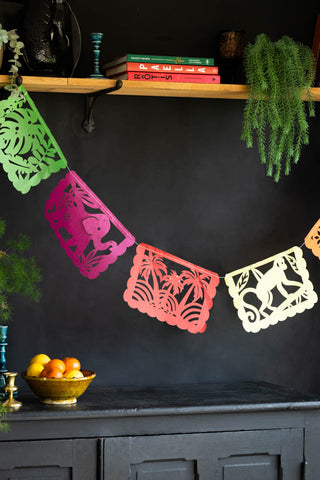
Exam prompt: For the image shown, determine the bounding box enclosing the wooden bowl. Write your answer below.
[21,370,96,405]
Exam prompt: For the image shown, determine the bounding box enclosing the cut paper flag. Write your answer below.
[45,170,135,279]
[225,246,318,333]
[123,243,220,334]
[0,86,67,193]
[305,218,320,259]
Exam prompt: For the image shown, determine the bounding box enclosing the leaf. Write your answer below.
[286,254,300,274]
[75,185,97,208]
[236,270,249,291]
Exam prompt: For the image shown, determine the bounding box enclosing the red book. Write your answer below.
[105,62,219,76]
[112,72,221,84]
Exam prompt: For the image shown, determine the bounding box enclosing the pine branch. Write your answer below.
[0,218,41,324]
[0,404,7,433]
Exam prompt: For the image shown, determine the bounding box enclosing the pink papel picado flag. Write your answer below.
[45,170,135,279]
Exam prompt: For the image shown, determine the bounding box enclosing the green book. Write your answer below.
[103,54,214,69]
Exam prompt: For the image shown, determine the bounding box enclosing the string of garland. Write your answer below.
[241,34,315,182]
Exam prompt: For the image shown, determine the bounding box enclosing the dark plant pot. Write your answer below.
[20,0,81,77]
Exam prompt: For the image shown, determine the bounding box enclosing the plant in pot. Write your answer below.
[0,217,41,425]
[241,34,315,182]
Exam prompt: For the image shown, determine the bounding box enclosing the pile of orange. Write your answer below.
[26,354,84,379]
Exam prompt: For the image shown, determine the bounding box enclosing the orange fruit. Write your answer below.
[26,362,44,377]
[41,366,63,379]
[63,357,81,372]
[64,370,84,379]
[45,359,65,373]
[29,354,51,366]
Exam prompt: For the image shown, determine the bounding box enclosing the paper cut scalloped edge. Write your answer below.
[0,86,67,194]
[123,243,220,333]
[225,246,318,333]
[45,170,136,279]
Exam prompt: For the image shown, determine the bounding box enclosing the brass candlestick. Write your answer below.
[2,372,22,409]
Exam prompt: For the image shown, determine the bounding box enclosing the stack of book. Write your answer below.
[102,54,220,84]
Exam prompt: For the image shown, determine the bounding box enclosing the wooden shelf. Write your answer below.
[1,75,320,100]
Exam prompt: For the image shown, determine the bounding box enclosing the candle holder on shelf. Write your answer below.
[90,32,104,78]
[0,326,8,399]
[2,372,22,409]
[219,30,245,84]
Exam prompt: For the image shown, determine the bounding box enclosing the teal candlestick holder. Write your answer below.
[0,326,8,399]
[90,32,104,78]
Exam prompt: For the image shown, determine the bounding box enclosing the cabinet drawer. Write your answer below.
[0,438,97,480]
[102,428,303,480]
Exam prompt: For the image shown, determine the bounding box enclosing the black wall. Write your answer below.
[2,0,320,394]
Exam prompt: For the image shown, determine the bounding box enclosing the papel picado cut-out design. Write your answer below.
[305,219,320,259]
[0,86,67,194]
[225,246,317,333]
[45,171,135,279]
[123,243,220,333]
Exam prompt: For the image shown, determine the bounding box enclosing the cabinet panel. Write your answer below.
[0,466,71,480]
[0,439,97,480]
[102,429,303,480]
[218,454,279,480]
[131,460,196,480]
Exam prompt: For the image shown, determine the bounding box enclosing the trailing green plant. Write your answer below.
[0,24,8,48]
[0,25,24,97]
[241,34,315,181]
[4,29,24,96]
[0,218,41,325]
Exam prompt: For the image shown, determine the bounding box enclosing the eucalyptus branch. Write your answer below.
[3,29,24,98]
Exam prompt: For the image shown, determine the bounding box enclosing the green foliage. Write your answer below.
[0,404,7,433]
[0,218,41,324]
[0,25,24,98]
[0,24,8,48]
[241,34,315,181]
[3,29,24,98]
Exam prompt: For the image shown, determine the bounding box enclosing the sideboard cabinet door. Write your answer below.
[0,438,97,480]
[101,429,303,480]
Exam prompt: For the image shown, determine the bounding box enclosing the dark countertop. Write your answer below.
[5,381,320,421]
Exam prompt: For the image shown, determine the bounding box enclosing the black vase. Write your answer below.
[20,0,81,77]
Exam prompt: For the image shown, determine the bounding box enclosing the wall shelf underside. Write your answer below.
[1,75,320,100]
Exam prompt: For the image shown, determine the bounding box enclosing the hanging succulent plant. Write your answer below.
[241,34,315,181]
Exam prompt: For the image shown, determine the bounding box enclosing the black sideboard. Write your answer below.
[0,381,320,479]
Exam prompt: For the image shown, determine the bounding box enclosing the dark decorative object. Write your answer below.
[20,0,81,77]
[219,30,245,84]
[89,32,104,78]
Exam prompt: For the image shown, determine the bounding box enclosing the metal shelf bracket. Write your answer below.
[82,79,123,133]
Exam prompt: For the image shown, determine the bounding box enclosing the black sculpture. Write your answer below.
[20,0,81,77]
